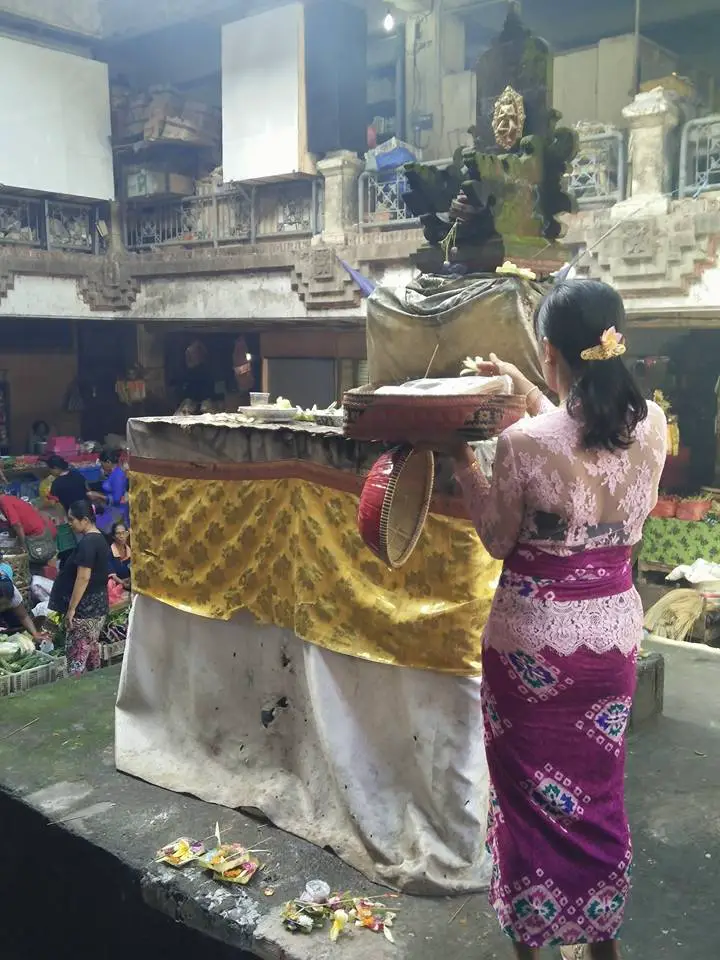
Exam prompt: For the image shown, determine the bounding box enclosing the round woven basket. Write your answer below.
[358,445,435,569]
[343,389,526,442]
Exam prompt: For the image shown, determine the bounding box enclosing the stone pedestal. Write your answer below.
[317,150,364,244]
[612,87,681,220]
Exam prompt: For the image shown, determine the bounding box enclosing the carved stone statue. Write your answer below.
[403,2,577,275]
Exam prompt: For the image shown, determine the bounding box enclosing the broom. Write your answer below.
[643,589,705,643]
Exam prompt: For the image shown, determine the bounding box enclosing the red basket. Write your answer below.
[343,387,526,442]
[650,496,677,519]
[357,445,435,568]
[675,499,712,522]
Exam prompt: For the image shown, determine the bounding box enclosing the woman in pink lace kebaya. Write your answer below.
[452,280,667,960]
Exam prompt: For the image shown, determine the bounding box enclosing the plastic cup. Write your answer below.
[250,393,270,407]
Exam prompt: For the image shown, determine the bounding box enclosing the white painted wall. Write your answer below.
[222,4,314,182]
[553,35,677,127]
[0,0,101,36]
[4,260,720,323]
[0,37,113,199]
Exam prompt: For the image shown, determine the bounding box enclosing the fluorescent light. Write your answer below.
[383,11,395,31]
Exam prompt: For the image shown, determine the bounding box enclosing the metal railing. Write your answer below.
[359,136,627,231]
[358,166,418,230]
[0,195,101,253]
[566,130,626,207]
[679,115,720,198]
[124,178,323,251]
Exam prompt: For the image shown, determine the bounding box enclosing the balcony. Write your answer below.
[358,167,418,231]
[566,129,626,208]
[680,115,720,198]
[124,178,323,251]
[358,128,628,233]
[0,195,103,254]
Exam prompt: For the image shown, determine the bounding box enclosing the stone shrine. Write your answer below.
[402,2,577,274]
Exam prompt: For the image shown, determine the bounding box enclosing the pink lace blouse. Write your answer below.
[455,397,667,656]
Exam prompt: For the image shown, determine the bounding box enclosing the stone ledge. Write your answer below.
[0,645,714,958]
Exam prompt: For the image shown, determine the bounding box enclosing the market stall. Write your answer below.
[116,415,501,894]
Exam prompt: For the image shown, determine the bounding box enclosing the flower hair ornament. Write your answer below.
[580,327,626,362]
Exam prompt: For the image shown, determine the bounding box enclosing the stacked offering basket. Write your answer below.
[345,385,526,568]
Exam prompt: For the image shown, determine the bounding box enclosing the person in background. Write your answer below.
[0,552,14,581]
[28,419,51,455]
[47,455,93,514]
[0,492,56,567]
[96,449,129,534]
[49,499,110,675]
[0,575,41,642]
[108,521,131,589]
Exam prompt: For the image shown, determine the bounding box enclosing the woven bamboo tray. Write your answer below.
[357,445,435,568]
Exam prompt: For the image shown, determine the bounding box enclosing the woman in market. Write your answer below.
[47,454,104,566]
[0,574,41,643]
[445,280,666,960]
[96,449,129,534]
[108,521,131,590]
[0,492,56,566]
[49,499,111,676]
[47,455,93,514]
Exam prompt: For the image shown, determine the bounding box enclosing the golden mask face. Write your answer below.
[492,85,526,151]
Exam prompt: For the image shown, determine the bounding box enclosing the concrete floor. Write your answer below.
[0,637,717,959]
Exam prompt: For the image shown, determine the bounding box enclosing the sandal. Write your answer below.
[560,948,588,960]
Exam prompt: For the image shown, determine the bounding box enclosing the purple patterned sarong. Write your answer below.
[482,545,637,947]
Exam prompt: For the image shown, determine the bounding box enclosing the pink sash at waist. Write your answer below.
[503,545,633,602]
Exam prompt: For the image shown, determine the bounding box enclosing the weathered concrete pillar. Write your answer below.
[614,87,681,219]
[136,324,166,404]
[316,150,364,244]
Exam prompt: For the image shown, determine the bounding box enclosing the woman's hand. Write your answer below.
[486,353,536,398]
[66,608,75,629]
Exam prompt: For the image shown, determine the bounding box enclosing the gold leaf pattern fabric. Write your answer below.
[130,470,501,675]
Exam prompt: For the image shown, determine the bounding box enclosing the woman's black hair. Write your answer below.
[68,499,95,523]
[32,420,50,434]
[100,448,121,465]
[535,279,647,452]
[45,455,69,471]
[0,576,14,604]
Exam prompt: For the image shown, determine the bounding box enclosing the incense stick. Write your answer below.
[0,717,38,741]
[424,344,440,379]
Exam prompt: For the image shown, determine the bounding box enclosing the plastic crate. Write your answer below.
[0,654,67,697]
[100,639,126,664]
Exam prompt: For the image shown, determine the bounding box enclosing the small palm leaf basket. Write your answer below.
[357,445,435,569]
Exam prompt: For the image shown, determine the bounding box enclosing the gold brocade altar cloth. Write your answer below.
[128,419,500,676]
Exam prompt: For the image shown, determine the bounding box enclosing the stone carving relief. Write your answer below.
[566,198,720,298]
[77,254,140,311]
[291,246,362,310]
